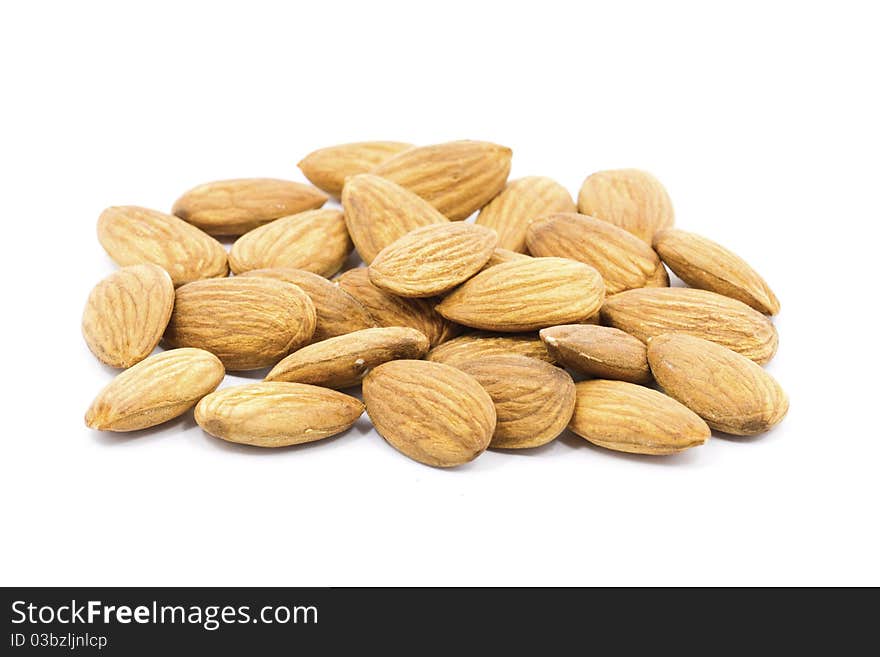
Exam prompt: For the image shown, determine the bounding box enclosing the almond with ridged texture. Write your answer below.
[82,264,174,368]
[427,332,554,366]
[568,380,710,455]
[476,176,576,252]
[195,382,363,448]
[164,277,316,370]
[482,248,531,269]
[436,257,604,332]
[539,324,651,384]
[601,287,778,365]
[172,178,328,236]
[341,174,449,264]
[363,360,496,467]
[85,348,224,431]
[648,333,788,435]
[97,206,228,286]
[298,141,413,196]
[577,169,674,243]
[371,140,512,220]
[228,209,352,277]
[526,213,668,294]
[368,223,498,297]
[653,229,780,315]
[456,355,575,449]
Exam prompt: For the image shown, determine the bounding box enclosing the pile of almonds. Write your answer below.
[83,140,787,467]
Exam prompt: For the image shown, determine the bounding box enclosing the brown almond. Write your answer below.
[426,331,554,367]
[539,324,651,384]
[482,248,532,269]
[298,141,413,196]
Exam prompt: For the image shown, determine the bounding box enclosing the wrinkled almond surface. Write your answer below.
[426,331,554,366]
[540,324,651,384]
[482,248,532,269]
[298,141,413,196]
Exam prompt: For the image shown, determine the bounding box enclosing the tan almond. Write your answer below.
[172,178,328,236]
[426,331,554,367]
[577,169,674,243]
[539,324,651,384]
[436,257,605,332]
[568,379,710,455]
[653,229,780,315]
[82,264,174,368]
[363,360,496,467]
[228,209,352,277]
[526,212,668,294]
[601,287,778,365]
[85,348,224,431]
[455,355,575,449]
[648,333,788,435]
[368,223,498,297]
[97,206,228,286]
[476,176,576,252]
[164,277,316,370]
[298,141,413,196]
[482,248,532,269]
[371,140,512,220]
[195,382,364,447]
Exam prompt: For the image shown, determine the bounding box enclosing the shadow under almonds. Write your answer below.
[88,413,197,446]
[555,429,703,466]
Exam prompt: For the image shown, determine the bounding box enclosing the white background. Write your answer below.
[1,1,877,586]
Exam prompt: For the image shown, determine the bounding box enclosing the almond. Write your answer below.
[482,248,532,269]
[577,169,674,243]
[653,229,780,315]
[363,360,496,467]
[172,178,328,236]
[568,379,710,455]
[601,287,778,364]
[476,176,576,252]
[85,348,224,431]
[647,333,788,435]
[97,206,228,286]
[371,140,512,220]
[298,141,413,196]
[82,264,174,368]
[436,257,605,332]
[195,382,364,447]
[228,209,352,277]
[368,223,498,297]
[539,324,651,384]
[163,277,316,370]
[526,212,668,294]
[426,331,554,366]
[265,327,430,388]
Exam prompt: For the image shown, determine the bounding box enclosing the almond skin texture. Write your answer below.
[456,355,575,449]
[239,268,376,342]
[164,277,316,371]
[653,229,780,315]
[335,268,459,347]
[85,348,224,431]
[341,174,449,264]
[426,332,554,366]
[539,324,651,384]
[195,382,364,447]
[648,333,788,436]
[601,287,778,365]
[265,327,430,389]
[172,178,328,236]
[526,213,668,294]
[368,223,498,297]
[577,169,674,243]
[363,360,496,467]
[228,209,352,277]
[436,257,605,332]
[298,141,413,196]
[476,176,576,252]
[482,248,532,269]
[82,264,174,368]
[97,206,228,286]
[371,140,512,220]
[568,379,710,455]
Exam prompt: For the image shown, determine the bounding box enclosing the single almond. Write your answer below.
[82,264,174,368]
[97,206,228,286]
[363,360,496,467]
[539,324,651,384]
[568,379,710,455]
[426,331,554,367]
[85,348,224,431]
[195,382,364,447]
[368,223,498,297]
[164,277,316,370]
[482,248,532,269]
[371,140,512,220]
[298,141,413,196]
[647,333,788,435]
